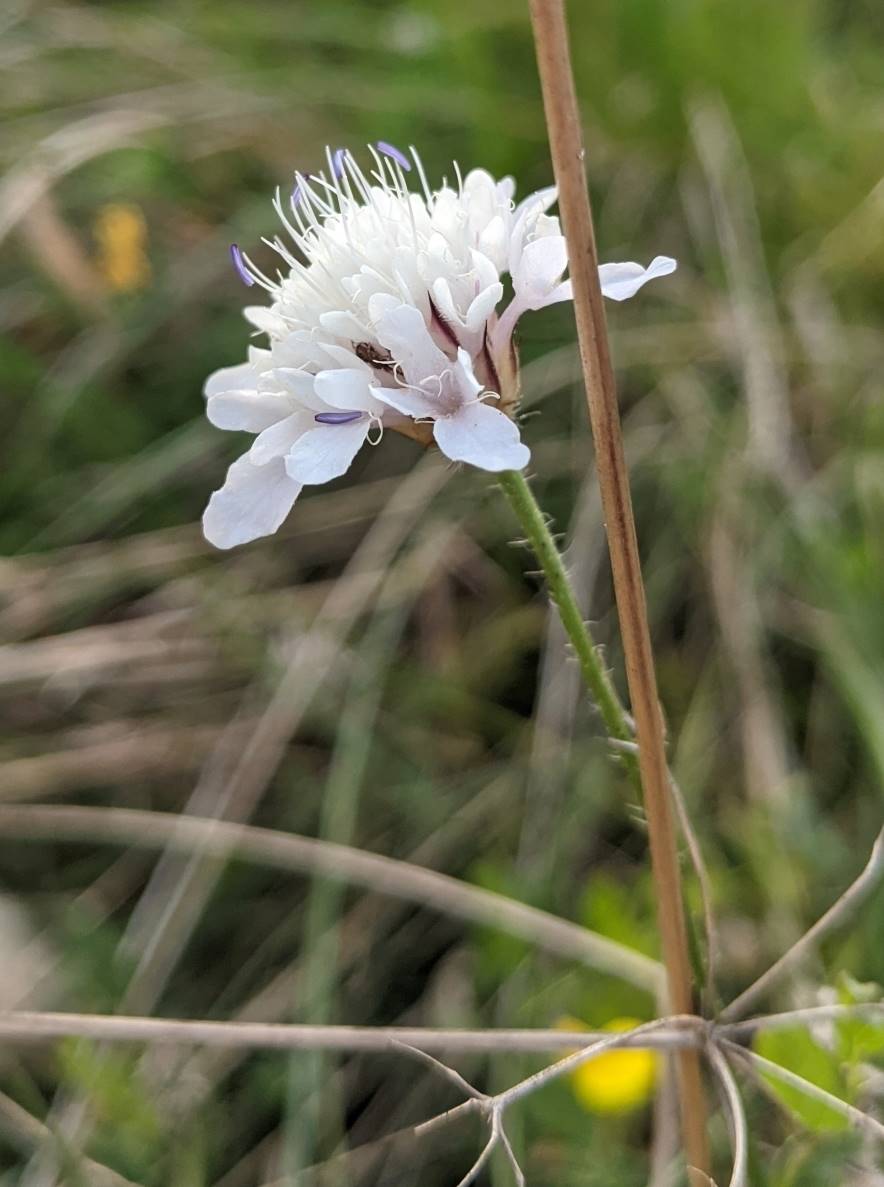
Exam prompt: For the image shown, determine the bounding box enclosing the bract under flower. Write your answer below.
[202,144,676,548]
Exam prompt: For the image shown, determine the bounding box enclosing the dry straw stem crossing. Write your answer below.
[0,804,662,992]
[721,824,884,1022]
[3,1008,882,1181]
[527,0,710,1177]
[1,1004,879,1054]
[0,1012,699,1055]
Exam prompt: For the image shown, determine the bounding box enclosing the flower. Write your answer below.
[557,1015,659,1114]
[202,144,675,549]
[94,203,150,293]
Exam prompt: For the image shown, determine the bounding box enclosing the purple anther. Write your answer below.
[377,141,412,171]
[291,178,304,206]
[314,410,363,425]
[229,243,255,287]
[331,148,348,178]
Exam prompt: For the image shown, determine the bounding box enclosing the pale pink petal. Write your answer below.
[433,401,530,472]
[203,454,301,549]
[283,418,370,486]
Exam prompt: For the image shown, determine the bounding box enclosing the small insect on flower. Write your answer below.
[557,1016,660,1115]
[202,143,676,549]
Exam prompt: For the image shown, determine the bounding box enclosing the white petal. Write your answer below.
[453,349,484,401]
[249,411,312,464]
[433,402,530,472]
[273,367,316,393]
[497,176,516,203]
[534,279,573,309]
[244,306,288,337]
[508,187,559,274]
[202,454,301,549]
[430,277,461,328]
[371,385,439,420]
[206,391,294,433]
[465,282,504,333]
[284,419,370,486]
[314,368,382,413]
[372,301,450,387]
[513,236,569,306]
[478,216,507,269]
[470,249,500,291]
[512,185,558,226]
[319,310,371,339]
[319,344,372,372]
[598,256,677,302]
[204,363,257,399]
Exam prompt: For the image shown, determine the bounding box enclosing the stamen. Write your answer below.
[314,410,363,425]
[331,148,347,178]
[377,141,412,171]
[229,243,255,287]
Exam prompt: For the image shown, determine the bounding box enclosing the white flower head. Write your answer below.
[203,143,676,548]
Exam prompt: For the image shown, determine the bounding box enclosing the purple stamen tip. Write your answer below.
[377,141,412,171]
[291,179,303,206]
[331,148,347,178]
[315,410,363,425]
[229,243,255,287]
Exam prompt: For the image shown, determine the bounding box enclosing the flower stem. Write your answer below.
[497,469,631,750]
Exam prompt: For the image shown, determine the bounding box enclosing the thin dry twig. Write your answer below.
[719,1002,884,1040]
[721,825,884,1021]
[0,1012,698,1055]
[669,773,719,1009]
[453,1109,500,1187]
[388,1041,487,1100]
[706,1045,748,1187]
[527,0,710,1174]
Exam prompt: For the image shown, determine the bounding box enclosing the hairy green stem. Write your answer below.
[497,468,632,749]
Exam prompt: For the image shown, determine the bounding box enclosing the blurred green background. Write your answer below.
[1,0,883,1184]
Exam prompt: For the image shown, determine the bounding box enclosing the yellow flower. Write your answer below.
[557,1016,659,1114]
[94,204,150,293]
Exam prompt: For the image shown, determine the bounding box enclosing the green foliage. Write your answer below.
[57,1041,161,1166]
[755,1024,849,1132]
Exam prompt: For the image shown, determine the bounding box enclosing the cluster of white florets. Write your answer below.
[202,143,675,548]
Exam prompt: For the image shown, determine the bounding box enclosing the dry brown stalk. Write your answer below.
[527,0,711,1177]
